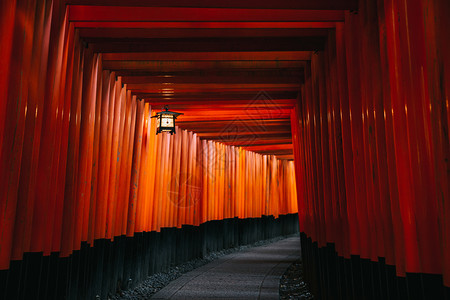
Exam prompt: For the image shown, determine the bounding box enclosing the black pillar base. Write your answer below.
[0,214,299,300]
[300,233,449,300]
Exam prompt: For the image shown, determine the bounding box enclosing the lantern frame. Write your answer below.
[151,105,183,135]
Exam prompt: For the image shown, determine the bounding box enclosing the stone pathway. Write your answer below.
[151,236,301,299]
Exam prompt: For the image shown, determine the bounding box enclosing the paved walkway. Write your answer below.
[151,236,301,299]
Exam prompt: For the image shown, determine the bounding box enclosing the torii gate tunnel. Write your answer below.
[0,0,449,299]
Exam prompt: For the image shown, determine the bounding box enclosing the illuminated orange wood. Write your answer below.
[126,100,144,236]
[135,104,150,232]
[151,126,162,231]
[115,91,132,236]
[164,129,174,228]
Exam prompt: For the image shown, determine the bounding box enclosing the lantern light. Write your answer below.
[151,105,183,135]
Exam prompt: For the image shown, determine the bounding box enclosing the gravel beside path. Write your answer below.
[279,259,314,300]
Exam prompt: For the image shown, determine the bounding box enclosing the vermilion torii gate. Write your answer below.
[0,0,449,299]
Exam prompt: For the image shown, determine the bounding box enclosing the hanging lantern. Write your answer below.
[151,105,183,135]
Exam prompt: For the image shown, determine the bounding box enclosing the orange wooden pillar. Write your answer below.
[126,100,145,236]
[115,91,135,236]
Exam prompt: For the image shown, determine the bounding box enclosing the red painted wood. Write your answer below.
[73,21,337,29]
[103,51,311,62]
[104,77,122,239]
[31,1,67,255]
[79,28,329,39]
[290,0,450,283]
[2,0,449,287]
[137,91,298,101]
[112,85,128,237]
[126,100,145,236]
[375,0,406,272]
[10,0,49,260]
[68,6,344,22]
[383,0,420,275]
[87,37,325,53]
[87,53,104,245]
[73,49,97,250]
[46,14,68,254]
[104,61,305,72]
[60,36,84,257]
[0,1,16,162]
[135,104,150,232]
[323,34,338,248]
[66,0,357,10]
[0,0,36,266]
[115,90,132,236]
[52,22,77,253]
[94,71,112,240]
[150,126,162,230]
[123,96,137,234]
[431,0,450,286]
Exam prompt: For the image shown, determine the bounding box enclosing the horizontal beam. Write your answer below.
[66,0,358,10]
[196,132,292,139]
[204,143,293,152]
[88,37,326,52]
[177,114,292,121]
[74,21,337,29]
[243,144,293,151]
[219,138,293,147]
[177,124,292,134]
[274,154,294,160]
[166,108,293,115]
[104,60,306,71]
[147,99,296,107]
[135,91,299,100]
[79,28,329,39]
[103,51,312,61]
[177,109,292,115]
[250,152,293,157]
[178,119,291,125]
[128,83,299,91]
[132,88,299,96]
[151,104,295,111]
[254,148,293,155]
[69,6,345,22]
[117,69,303,80]
[122,75,303,85]
[177,119,291,125]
